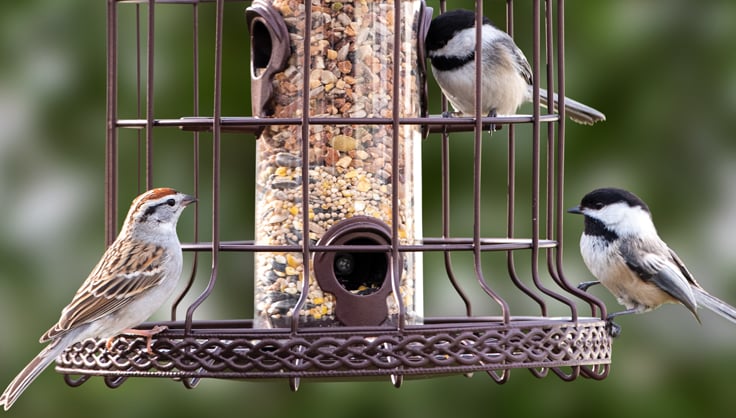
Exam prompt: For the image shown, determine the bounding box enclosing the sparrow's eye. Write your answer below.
[167,198,176,206]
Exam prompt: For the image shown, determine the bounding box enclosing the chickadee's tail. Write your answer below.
[538,88,606,125]
[692,286,736,324]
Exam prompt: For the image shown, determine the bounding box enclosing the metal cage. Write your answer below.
[56,0,612,390]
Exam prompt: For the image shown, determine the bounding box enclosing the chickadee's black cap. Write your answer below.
[425,9,492,52]
[579,187,650,213]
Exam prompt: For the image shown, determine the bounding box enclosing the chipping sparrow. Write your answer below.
[0,187,195,410]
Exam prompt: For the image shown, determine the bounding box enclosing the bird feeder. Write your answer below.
[55,0,612,390]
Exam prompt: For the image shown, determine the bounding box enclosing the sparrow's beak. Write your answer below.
[567,206,583,215]
[182,195,197,206]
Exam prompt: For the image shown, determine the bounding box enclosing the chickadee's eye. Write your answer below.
[167,198,176,206]
[593,202,604,209]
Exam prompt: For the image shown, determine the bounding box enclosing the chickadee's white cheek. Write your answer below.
[436,28,477,57]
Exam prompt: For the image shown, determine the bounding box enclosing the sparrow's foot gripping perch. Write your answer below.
[107,325,169,354]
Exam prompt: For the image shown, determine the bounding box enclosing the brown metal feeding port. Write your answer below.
[312,216,400,327]
[56,0,612,390]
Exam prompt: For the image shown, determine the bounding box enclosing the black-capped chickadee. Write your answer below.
[569,187,736,336]
[425,9,605,125]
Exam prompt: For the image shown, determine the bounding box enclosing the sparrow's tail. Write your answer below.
[538,88,606,125]
[0,339,65,411]
[693,286,736,324]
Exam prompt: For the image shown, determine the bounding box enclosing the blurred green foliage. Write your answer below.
[1,0,736,417]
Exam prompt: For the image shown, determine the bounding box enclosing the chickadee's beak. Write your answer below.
[182,195,197,206]
[567,206,583,215]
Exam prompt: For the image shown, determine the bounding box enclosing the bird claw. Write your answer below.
[605,319,622,338]
[487,109,499,134]
[105,325,169,355]
[105,336,118,352]
[577,280,600,292]
[139,325,168,354]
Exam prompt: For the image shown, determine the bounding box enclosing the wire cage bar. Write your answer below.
[56,0,612,389]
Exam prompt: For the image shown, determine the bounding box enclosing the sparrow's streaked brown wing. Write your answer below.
[39,240,166,343]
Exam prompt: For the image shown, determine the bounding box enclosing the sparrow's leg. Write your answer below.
[107,325,169,354]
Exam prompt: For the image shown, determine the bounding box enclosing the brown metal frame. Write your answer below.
[57,0,612,389]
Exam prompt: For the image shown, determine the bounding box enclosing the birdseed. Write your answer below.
[253,0,424,328]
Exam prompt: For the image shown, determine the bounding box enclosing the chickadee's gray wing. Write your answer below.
[619,240,699,317]
[508,39,532,85]
[667,247,703,289]
[487,35,532,85]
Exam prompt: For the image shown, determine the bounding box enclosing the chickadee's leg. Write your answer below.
[604,308,639,338]
[575,280,626,335]
[487,108,499,133]
[577,280,600,292]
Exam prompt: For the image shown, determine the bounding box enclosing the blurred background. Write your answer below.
[1,0,736,417]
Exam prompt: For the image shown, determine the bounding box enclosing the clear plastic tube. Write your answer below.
[252,0,423,328]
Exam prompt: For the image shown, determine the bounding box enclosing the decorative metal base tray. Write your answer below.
[56,317,612,387]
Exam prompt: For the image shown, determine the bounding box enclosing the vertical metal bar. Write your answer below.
[553,1,570,291]
[473,0,509,323]
[185,0,224,332]
[441,140,471,315]
[488,2,513,381]
[554,0,571,296]
[172,0,201,321]
[528,0,553,316]
[540,0,577,317]
[391,0,405,329]
[388,1,406,388]
[437,0,472,316]
[506,1,515,239]
[145,0,155,189]
[136,4,143,193]
[291,0,313,335]
[531,0,541,259]
[545,0,555,245]
[473,2,483,246]
[106,0,118,246]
